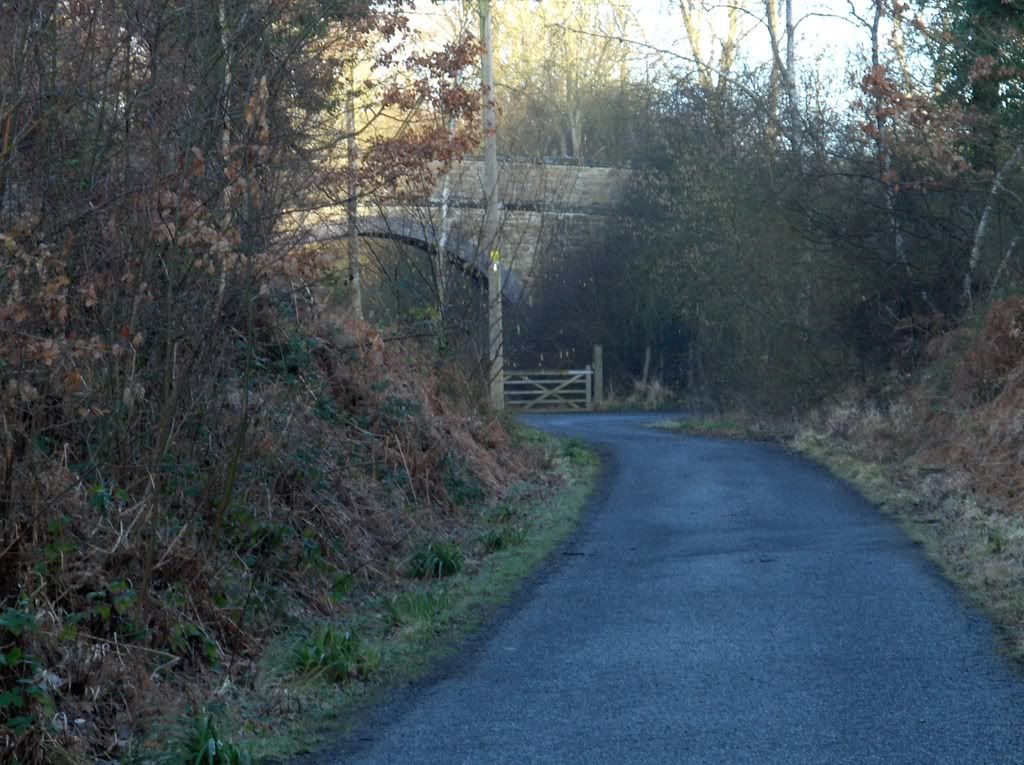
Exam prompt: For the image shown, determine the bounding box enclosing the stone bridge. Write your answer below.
[295,158,632,318]
[305,215,525,304]
[381,157,633,291]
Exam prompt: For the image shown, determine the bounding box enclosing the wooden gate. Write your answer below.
[503,367,593,411]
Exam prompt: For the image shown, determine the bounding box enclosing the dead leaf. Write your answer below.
[80,282,99,307]
[64,370,83,394]
[190,147,205,177]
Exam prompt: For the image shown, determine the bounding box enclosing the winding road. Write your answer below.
[321,413,1024,764]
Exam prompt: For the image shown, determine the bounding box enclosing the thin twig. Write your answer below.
[154,522,189,571]
[393,435,419,505]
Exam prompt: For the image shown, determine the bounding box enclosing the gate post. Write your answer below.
[593,344,604,405]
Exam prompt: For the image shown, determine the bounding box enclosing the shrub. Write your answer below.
[954,298,1024,403]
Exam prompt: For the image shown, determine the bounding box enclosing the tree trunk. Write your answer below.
[435,113,456,319]
[767,59,780,148]
[213,0,233,320]
[765,0,800,154]
[870,0,908,271]
[964,145,1024,305]
[989,228,1021,300]
[679,0,712,92]
[570,108,583,161]
[346,65,363,321]
[717,2,741,99]
[783,0,801,154]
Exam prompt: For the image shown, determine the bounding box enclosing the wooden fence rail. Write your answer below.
[503,368,593,411]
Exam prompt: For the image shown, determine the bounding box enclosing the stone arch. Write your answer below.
[304,216,524,305]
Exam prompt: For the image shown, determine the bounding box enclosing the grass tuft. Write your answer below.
[479,526,527,553]
[561,438,598,467]
[160,708,252,765]
[386,589,451,630]
[291,626,380,683]
[406,540,465,579]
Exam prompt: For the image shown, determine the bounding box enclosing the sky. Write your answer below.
[409,0,882,102]
[410,1,863,60]
[631,0,868,77]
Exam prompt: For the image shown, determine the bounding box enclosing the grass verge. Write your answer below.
[792,428,1024,665]
[647,414,774,440]
[216,429,598,762]
[653,408,1024,666]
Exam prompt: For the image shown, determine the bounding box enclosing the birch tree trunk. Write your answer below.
[717,3,741,99]
[765,0,801,154]
[989,229,1021,300]
[213,0,234,320]
[679,0,713,92]
[964,145,1024,305]
[679,0,742,96]
[767,56,780,148]
[435,112,457,318]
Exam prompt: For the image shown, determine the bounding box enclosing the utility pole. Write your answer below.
[346,63,364,321]
[479,0,504,410]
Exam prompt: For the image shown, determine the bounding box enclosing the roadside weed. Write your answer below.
[988,530,1007,555]
[480,526,526,553]
[386,590,451,629]
[561,438,595,467]
[484,504,519,524]
[406,541,464,579]
[160,708,251,765]
[292,626,380,683]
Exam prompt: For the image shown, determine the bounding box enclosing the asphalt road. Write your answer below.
[318,413,1024,764]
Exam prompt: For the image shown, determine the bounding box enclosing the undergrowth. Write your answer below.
[0,294,554,763]
[595,379,678,411]
[232,430,598,762]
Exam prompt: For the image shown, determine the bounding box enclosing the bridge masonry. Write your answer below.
[381,158,632,289]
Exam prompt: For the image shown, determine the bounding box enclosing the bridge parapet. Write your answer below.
[431,159,632,213]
